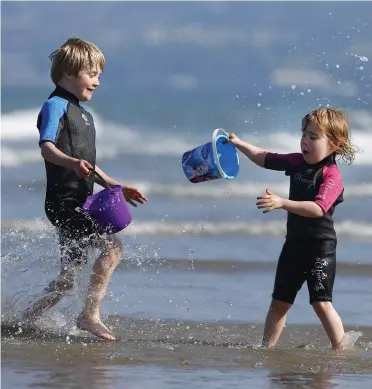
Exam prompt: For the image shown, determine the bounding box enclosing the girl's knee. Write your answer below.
[312,301,332,315]
[270,298,292,314]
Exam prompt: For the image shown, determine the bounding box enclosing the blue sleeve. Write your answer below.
[39,97,68,146]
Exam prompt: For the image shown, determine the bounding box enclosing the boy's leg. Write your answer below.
[262,241,305,348]
[77,235,122,341]
[307,241,345,349]
[22,221,89,323]
[23,263,75,322]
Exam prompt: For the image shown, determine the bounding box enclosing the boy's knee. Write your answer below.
[113,237,123,258]
[101,236,123,258]
[52,277,74,293]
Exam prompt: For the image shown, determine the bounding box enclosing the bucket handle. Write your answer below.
[88,168,114,191]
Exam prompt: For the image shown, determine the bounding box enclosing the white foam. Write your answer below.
[2,108,372,166]
[109,180,372,200]
[2,218,372,240]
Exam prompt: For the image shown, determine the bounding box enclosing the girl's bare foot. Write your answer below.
[333,330,363,350]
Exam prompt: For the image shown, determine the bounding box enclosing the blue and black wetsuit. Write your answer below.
[37,86,100,263]
[264,152,344,304]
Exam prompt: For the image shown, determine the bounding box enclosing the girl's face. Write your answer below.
[301,122,334,164]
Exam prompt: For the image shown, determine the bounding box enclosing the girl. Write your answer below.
[226,107,356,350]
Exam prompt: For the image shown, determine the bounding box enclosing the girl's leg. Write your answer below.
[262,298,292,347]
[307,242,344,349]
[312,301,345,349]
[263,241,301,347]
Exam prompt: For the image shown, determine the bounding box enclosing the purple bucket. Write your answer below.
[82,171,132,234]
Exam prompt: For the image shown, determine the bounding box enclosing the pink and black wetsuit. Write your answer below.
[264,152,344,304]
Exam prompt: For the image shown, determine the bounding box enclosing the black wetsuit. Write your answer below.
[264,152,344,304]
[37,86,100,264]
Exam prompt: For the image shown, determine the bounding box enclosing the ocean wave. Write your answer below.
[2,108,372,167]
[2,218,372,240]
[13,178,372,199]
[113,180,372,199]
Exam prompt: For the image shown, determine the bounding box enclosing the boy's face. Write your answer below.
[69,66,102,102]
[301,122,333,164]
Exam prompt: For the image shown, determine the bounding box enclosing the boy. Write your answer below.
[24,37,147,341]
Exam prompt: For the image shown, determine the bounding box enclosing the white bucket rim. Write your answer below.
[211,128,239,179]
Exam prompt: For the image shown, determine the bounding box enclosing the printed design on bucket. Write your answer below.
[182,129,239,184]
[182,142,220,183]
[201,144,210,160]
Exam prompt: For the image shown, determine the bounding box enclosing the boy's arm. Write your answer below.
[94,165,120,187]
[38,98,91,178]
[40,142,92,178]
[41,142,79,169]
[93,164,148,207]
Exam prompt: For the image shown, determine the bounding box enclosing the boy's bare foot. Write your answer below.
[22,292,64,323]
[76,314,117,341]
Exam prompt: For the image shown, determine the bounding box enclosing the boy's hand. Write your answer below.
[73,159,93,179]
[256,189,284,213]
[122,186,148,207]
[223,132,242,146]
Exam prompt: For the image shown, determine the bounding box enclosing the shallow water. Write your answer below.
[2,320,372,389]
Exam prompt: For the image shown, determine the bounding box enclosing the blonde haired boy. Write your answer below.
[25,37,148,341]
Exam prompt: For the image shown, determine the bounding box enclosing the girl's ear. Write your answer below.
[331,139,342,153]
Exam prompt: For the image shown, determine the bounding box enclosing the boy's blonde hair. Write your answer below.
[49,37,105,85]
[302,106,356,164]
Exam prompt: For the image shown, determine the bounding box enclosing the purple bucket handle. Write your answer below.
[81,169,132,234]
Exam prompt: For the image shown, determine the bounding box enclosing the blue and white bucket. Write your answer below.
[182,129,239,183]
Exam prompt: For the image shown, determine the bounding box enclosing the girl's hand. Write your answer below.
[122,186,148,207]
[256,189,284,213]
[223,132,242,146]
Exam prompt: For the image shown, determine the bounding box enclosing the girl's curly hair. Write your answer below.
[302,106,356,164]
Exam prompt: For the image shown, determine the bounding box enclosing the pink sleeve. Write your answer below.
[315,165,344,213]
[264,152,303,171]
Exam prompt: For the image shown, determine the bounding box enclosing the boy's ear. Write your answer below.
[64,72,75,81]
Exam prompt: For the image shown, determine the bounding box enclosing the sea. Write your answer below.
[2,84,372,389]
[2,2,372,382]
